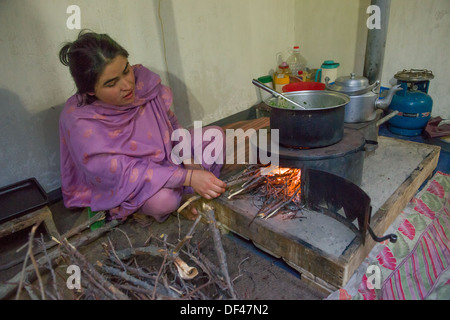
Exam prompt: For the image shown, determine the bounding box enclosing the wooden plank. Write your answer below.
[212,197,348,288]
[0,206,60,239]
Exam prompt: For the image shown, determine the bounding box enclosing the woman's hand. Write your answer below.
[185,169,226,199]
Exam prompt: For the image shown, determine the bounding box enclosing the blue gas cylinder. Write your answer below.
[387,69,434,136]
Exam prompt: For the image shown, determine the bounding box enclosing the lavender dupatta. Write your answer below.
[59,65,186,219]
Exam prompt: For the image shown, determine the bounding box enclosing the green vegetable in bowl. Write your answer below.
[268,97,298,109]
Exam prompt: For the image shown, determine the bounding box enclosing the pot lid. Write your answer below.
[327,73,372,94]
[394,69,434,82]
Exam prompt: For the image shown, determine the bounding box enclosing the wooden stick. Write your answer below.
[172,215,201,255]
[39,234,62,300]
[177,195,201,213]
[15,222,43,300]
[97,261,180,299]
[263,184,302,220]
[227,175,265,199]
[199,203,237,299]
[59,238,130,300]
[27,224,46,300]
[177,172,261,214]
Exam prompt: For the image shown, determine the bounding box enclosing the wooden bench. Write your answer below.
[0,206,60,239]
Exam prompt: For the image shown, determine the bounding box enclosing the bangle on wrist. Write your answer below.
[188,170,193,187]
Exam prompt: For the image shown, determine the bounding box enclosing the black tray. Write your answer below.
[0,178,49,224]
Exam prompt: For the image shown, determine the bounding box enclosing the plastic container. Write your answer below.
[0,178,48,224]
[286,46,307,78]
[315,60,340,83]
[257,75,274,102]
[274,73,290,92]
[282,81,325,92]
[273,61,291,92]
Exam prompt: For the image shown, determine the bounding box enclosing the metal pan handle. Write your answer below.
[252,79,306,110]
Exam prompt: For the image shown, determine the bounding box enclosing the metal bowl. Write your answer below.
[267,90,350,110]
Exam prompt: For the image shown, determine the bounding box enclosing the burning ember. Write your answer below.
[226,164,304,223]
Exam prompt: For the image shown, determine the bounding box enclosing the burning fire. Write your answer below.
[261,166,302,204]
[261,165,292,176]
[227,165,303,221]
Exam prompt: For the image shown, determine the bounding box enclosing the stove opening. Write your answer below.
[226,165,397,245]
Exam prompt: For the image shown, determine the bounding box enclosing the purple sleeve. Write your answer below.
[164,167,188,188]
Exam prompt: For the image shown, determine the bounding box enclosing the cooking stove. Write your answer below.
[249,125,397,245]
[219,115,440,289]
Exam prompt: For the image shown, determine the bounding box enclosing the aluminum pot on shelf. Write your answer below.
[325,73,401,123]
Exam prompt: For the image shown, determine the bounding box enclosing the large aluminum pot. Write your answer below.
[267,90,350,148]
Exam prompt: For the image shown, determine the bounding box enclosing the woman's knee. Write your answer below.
[140,188,182,222]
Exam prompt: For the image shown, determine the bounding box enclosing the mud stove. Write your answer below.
[215,117,440,292]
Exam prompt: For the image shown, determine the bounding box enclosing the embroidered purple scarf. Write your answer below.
[59,65,186,219]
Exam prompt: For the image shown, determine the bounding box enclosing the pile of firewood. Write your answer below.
[1,206,238,300]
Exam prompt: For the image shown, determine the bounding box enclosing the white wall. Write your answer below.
[159,0,295,126]
[294,0,370,78]
[0,0,448,192]
[0,0,167,114]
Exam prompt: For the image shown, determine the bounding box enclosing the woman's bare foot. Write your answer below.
[178,204,198,221]
[188,204,199,220]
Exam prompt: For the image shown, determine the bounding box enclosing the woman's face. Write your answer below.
[91,55,135,106]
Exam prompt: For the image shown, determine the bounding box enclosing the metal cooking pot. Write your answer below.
[267,91,350,148]
[325,73,401,123]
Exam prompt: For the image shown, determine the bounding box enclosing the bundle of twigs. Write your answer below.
[7,205,238,300]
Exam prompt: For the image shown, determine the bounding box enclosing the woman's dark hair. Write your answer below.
[59,29,129,105]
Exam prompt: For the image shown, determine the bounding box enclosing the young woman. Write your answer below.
[59,30,226,222]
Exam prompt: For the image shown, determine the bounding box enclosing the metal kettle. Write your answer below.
[325,73,401,123]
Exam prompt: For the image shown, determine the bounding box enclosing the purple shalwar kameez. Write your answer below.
[59,64,224,221]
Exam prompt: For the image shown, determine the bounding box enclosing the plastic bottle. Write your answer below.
[278,61,291,75]
[274,73,289,92]
[286,46,307,80]
[273,62,291,92]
